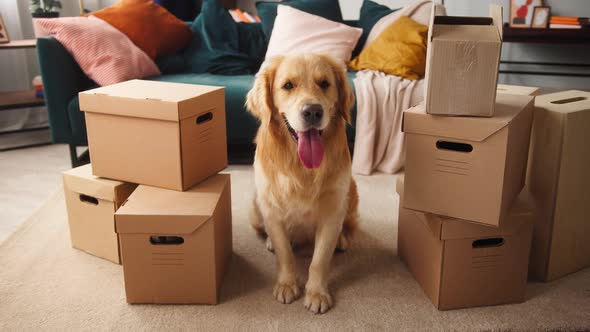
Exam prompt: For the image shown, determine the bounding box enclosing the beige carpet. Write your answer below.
[1,166,589,331]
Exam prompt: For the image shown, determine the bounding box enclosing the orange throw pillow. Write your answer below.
[90,0,193,59]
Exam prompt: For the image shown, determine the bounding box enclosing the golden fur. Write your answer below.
[246,54,359,314]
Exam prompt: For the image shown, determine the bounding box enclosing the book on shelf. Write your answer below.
[550,24,582,29]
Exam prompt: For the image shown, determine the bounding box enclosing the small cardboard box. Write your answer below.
[396,175,533,310]
[403,93,533,227]
[424,5,503,117]
[79,79,227,191]
[115,174,232,304]
[63,164,137,264]
[527,90,590,281]
[497,84,539,96]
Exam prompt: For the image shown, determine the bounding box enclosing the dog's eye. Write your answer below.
[283,82,294,90]
[318,80,330,90]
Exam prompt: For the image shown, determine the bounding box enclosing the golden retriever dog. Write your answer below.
[246,54,359,314]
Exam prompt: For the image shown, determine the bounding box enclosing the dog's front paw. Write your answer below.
[304,287,333,314]
[273,280,300,304]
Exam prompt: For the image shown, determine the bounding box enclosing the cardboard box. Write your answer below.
[396,175,534,310]
[79,79,227,191]
[115,174,232,304]
[63,164,137,264]
[403,93,533,227]
[424,5,503,117]
[527,90,590,281]
[497,84,539,96]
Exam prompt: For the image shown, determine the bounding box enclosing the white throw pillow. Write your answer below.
[265,5,362,63]
[363,0,446,51]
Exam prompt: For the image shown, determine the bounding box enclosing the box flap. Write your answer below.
[397,174,533,240]
[116,174,230,234]
[79,80,224,122]
[439,190,533,240]
[403,94,533,142]
[426,3,436,43]
[432,15,499,43]
[62,164,136,203]
[397,174,443,239]
[535,90,590,114]
[489,4,503,40]
[497,84,539,96]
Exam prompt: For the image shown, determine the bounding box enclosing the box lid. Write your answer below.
[430,5,502,42]
[62,164,137,203]
[396,174,533,240]
[79,79,224,122]
[115,174,230,235]
[497,84,539,96]
[403,94,534,142]
[535,90,590,114]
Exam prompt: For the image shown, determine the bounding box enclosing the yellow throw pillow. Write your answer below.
[348,16,428,80]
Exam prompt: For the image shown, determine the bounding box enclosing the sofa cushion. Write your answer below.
[33,16,161,86]
[152,73,259,144]
[90,0,193,59]
[352,0,400,58]
[184,0,266,75]
[266,5,362,63]
[256,0,343,39]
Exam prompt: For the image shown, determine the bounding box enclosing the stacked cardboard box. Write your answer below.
[527,90,590,281]
[398,5,537,310]
[63,79,232,304]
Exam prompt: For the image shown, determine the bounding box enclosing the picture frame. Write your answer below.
[509,0,543,28]
[532,6,551,29]
[0,14,10,44]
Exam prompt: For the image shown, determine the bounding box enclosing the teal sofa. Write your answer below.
[36,36,358,166]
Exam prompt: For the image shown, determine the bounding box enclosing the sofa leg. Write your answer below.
[69,144,90,168]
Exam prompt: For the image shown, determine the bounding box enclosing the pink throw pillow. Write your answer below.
[34,16,160,86]
[265,5,363,63]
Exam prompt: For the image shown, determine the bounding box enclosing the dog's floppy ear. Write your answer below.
[325,55,355,125]
[246,55,284,125]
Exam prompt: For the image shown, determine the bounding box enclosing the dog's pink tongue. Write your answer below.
[297,129,324,169]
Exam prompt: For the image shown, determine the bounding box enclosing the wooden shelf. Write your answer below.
[0,90,45,111]
[503,24,590,44]
[0,39,37,50]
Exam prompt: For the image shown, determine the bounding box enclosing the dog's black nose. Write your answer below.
[301,104,323,126]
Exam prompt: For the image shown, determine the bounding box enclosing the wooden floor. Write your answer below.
[0,144,73,243]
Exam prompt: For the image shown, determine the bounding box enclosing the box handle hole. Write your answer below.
[150,236,184,245]
[550,96,586,105]
[79,194,98,205]
[196,112,213,124]
[436,140,473,153]
[472,238,504,248]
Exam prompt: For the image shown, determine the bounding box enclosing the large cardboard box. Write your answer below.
[403,93,533,227]
[497,84,539,96]
[424,5,503,117]
[79,79,227,191]
[396,175,533,310]
[527,90,590,281]
[115,174,232,304]
[63,164,137,264]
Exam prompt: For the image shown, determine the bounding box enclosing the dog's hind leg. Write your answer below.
[337,178,359,252]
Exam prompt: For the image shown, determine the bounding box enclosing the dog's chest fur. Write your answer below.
[254,159,349,245]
